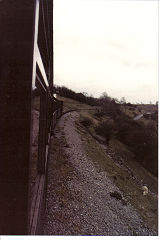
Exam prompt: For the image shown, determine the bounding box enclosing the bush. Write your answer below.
[54,85,100,106]
[127,123,158,176]
[95,121,114,144]
[115,116,139,142]
[128,107,134,111]
[126,102,133,107]
[115,116,158,177]
[94,110,105,118]
[151,112,158,121]
[80,117,93,128]
[102,101,121,119]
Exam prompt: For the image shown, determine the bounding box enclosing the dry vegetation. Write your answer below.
[57,94,158,232]
[77,122,158,232]
[56,95,97,113]
[56,89,158,176]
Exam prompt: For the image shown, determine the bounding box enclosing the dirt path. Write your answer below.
[43,112,156,236]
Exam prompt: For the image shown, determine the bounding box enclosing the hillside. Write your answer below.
[43,95,158,235]
[57,93,158,177]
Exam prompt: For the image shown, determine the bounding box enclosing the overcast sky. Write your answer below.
[54,0,158,104]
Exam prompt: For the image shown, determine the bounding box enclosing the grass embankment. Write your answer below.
[59,95,158,233]
[56,95,98,113]
[77,122,158,232]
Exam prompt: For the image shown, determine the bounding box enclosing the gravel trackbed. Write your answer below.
[43,112,156,236]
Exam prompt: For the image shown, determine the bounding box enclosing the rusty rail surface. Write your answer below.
[0,0,62,235]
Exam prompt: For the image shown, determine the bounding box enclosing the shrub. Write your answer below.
[126,102,133,107]
[151,112,158,121]
[115,116,158,177]
[95,121,114,144]
[115,116,139,142]
[128,107,134,111]
[102,101,121,119]
[94,110,105,118]
[127,123,158,176]
[80,117,92,128]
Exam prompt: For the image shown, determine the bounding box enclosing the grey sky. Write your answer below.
[54,0,158,103]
